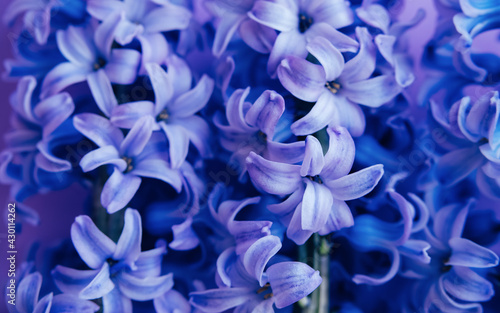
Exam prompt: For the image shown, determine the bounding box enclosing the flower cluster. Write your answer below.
[2,0,500,313]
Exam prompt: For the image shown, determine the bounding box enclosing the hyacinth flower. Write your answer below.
[278,28,402,137]
[12,271,99,313]
[3,0,86,45]
[339,191,431,285]
[249,0,358,75]
[111,57,214,169]
[203,0,277,56]
[410,200,500,312]
[454,0,500,47]
[87,0,191,66]
[74,114,183,213]
[190,235,322,312]
[357,3,425,87]
[214,87,305,178]
[51,209,173,313]
[246,126,384,244]
[433,91,500,199]
[41,14,141,105]
[207,183,273,255]
[3,76,75,173]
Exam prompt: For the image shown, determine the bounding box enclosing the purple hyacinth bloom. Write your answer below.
[249,0,356,75]
[111,56,214,169]
[87,0,191,66]
[433,91,500,198]
[204,0,277,56]
[190,235,322,312]
[74,114,183,213]
[208,183,272,255]
[51,209,173,312]
[342,191,431,285]
[41,14,141,102]
[3,0,58,45]
[214,87,305,178]
[418,200,499,312]
[4,76,75,173]
[278,27,402,137]
[15,271,99,313]
[246,126,384,244]
[358,4,425,87]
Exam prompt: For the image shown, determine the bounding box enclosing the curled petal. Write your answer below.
[447,237,499,268]
[154,289,191,313]
[145,63,173,113]
[110,101,156,130]
[436,147,485,186]
[342,75,402,107]
[341,27,376,83]
[79,263,115,300]
[443,266,495,302]
[267,261,322,309]
[301,180,333,232]
[352,246,400,285]
[170,75,214,118]
[71,216,116,269]
[249,1,298,32]
[301,136,325,177]
[169,217,200,251]
[18,272,42,313]
[87,70,117,117]
[306,36,344,81]
[322,126,355,180]
[79,146,126,173]
[189,288,254,313]
[318,198,353,235]
[243,235,282,285]
[114,208,142,267]
[131,159,183,192]
[51,266,99,295]
[119,116,155,157]
[142,3,192,33]
[277,56,325,102]
[51,294,100,313]
[326,165,384,201]
[246,152,302,196]
[73,113,124,148]
[291,91,336,136]
[115,272,174,301]
[245,90,285,137]
[105,49,141,85]
[41,62,89,98]
[101,169,142,214]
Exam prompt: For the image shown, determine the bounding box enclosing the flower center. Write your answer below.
[93,57,107,71]
[156,109,170,122]
[256,282,273,300]
[325,81,341,94]
[106,258,128,277]
[307,175,323,184]
[122,156,134,173]
[257,131,267,144]
[298,13,313,33]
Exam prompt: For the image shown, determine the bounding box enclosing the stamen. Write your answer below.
[307,175,323,184]
[325,81,341,94]
[264,293,273,299]
[156,109,169,122]
[122,156,134,173]
[256,283,270,294]
[257,131,267,143]
[298,13,313,33]
[93,57,107,71]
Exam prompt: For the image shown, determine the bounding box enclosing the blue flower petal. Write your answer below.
[190,287,254,313]
[87,70,117,117]
[101,169,142,214]
[245,90,285,137]
[246,152,302,196]
[115,272,174,301]
[113,208,142,267]
[131,158,183,192]
[267,261,322,309]
[326,164,384,201]
[71,216,116,269]
[119,116,155,158]
[243,235,282,286]
[79,263,115,300]
[79,146,126,173]
[50,294,100,313]
[51,265,99,295]
[301,180,333,231]
[73,113,124,148]
[442,266,495,302]
[447,237,499,268]
[277,56,325,102]
[18,272,42,313]
[102,288,132,313]
[154,289,191,313]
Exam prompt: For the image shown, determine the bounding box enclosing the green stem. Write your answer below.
[300,234,331,313]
